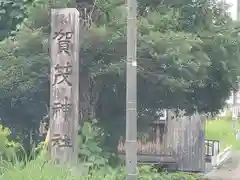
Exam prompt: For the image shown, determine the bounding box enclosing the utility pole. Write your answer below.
[238,0,240,20]
[126,0,137,179]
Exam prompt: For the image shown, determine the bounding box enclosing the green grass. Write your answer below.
[0,123,209,180]
[0,147,207,180]
[205,118,240,150]
[0,158,208,180]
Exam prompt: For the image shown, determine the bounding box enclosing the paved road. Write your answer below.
[206,152,240,180]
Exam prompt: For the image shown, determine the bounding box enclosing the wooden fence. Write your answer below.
[117,110,206,172]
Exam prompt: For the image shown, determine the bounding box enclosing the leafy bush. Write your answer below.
[78,120,111,168]
[0,160,208,180]
[0,124,19,160]
[0,121,209,179]
[0,124,20,174]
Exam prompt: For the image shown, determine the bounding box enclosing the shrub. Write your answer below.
[0,160,208,180]
[0,121,208,179]
[0,124,20,160]
[0,124,20,174]
[78,120,111,169]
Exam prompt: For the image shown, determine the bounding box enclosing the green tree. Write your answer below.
[0,0,33,40]
[0,0,240,152]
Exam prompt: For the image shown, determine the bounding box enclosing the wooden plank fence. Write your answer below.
[117,110,206,172]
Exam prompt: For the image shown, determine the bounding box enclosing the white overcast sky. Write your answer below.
[226,0,237,20]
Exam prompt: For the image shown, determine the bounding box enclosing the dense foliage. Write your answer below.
[0,121,208,179]
[0,123,19,160]
[0,161,208,180]
[0,0,240,151]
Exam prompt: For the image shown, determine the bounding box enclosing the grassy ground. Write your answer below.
[205,118,240,150]
[0,122,209,180]
[0,147,208,180]
[0,158,208,180]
